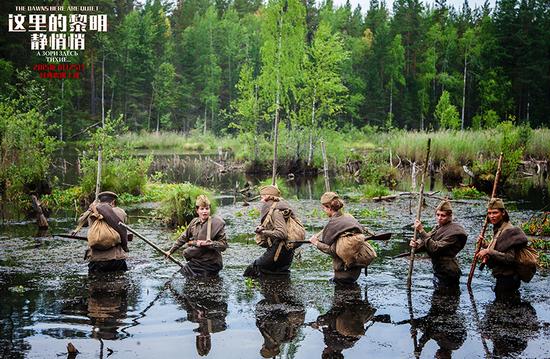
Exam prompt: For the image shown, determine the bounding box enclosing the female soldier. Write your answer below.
[166,195,228,277]
[410,200,467,289]
[475,198,529,300]
[244,185,296,277]
[309,192,371,285]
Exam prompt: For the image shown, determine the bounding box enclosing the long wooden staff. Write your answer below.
[119,222,185,269]
[407,138,431,289]
[466,152,504,289]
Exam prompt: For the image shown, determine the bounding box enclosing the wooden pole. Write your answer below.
[31,195,49,229]
[321,140,330,192]
[467,152,504,289]
[119,222,185,269]
[407,138,431,289]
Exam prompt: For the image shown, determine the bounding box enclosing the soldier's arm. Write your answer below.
[487,247,516,265]
[169,223,193,253]
[206,225,228,252]
[261,210,287,242]
[425,234,457,254]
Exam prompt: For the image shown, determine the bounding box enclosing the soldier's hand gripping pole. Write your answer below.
[407,138,431,289]
[119,222,185,269]
[466,152,504,289]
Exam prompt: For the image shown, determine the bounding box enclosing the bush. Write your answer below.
[0,102,58,201]
[156,183,216,228]
[79,114,152,199]
[451,186,485,199]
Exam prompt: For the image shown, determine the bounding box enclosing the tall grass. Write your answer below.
[379,127,549,165]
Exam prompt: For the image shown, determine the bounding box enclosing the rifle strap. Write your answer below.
[207,217,212,241]
[273,241,284,262]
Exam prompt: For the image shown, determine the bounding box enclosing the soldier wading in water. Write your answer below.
[410,200,468,289]
[475,198,531,301]
[76,191,130,274]
[309,192,376,285]
[166,195,228,277]
[244,185,298,277]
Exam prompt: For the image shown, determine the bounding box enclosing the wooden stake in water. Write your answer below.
[467,152,504,289]
[321,140,330,192]
[407,138,431,289]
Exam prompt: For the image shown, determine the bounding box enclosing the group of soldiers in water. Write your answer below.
[77,185,531,299]
[74,186,538,357]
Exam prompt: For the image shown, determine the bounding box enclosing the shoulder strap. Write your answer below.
[261,202,278,227]
[207,217,212,241]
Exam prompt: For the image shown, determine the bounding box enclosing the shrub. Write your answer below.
[156,183,216,228]
[79,114,151,199]
[451,186,486,199]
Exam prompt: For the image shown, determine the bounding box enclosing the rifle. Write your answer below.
[407,138,431,289]
[119,222,185,269]
[290,232,392,245]
[466,153,504,289]
[53,233,134,241]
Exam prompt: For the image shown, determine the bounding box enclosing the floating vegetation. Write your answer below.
[522,212,550,236]
[451,186,486,200]
[354,207,388,219]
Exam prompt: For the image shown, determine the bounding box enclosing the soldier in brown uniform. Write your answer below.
[475,198,528,300]
[410,200,468,288]
[166,195,228,277]
[309,192,370,285]
[244,185,296,277]
[76,191,130,273]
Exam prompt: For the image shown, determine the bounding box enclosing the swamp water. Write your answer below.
[1,152,549,358]
[1,193,549,359]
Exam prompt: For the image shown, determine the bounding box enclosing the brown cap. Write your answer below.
[488,198,505,210]
[436,200,452,212]
[321,191,339,205]
[259,185,281,197]
[195,194,211,208]
[97,191,118,202]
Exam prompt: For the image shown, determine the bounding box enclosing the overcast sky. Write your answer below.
[331,0,497,13]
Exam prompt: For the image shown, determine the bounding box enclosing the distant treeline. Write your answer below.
[1,0,549,139]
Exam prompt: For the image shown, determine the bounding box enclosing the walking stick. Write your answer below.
[466,153,504,289]
[407,138,431,289]
[119,222,185,269]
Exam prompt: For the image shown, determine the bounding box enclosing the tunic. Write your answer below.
[82,205,129,272]
[416,221,467,285]
[244,200,295,277]
[169,215,228,277]
[315,212,365,285]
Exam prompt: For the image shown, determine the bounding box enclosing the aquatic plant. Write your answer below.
[522,213,550,236]
[451,186,486,199]
[354,207,388,218]
[359,183,390,199]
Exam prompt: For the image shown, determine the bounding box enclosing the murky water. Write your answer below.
[1,187,549,358]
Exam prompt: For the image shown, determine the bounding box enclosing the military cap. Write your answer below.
[195,194,211,208]
[488,198,505,210]
[321,191,339,205]
[97,191,118,202]
[436,200,452,212]
[259,185,281,197]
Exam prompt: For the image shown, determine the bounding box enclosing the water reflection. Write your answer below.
[482,296,539,357]
[411,287,467,358]
[311,284,376,359]
[255,277,305,358]
[169,276,228,356]
[87,273,131,340]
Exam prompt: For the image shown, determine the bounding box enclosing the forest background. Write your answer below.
[0,0,549,207]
